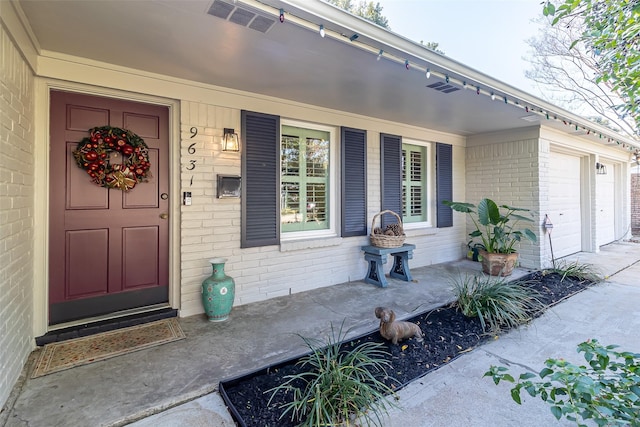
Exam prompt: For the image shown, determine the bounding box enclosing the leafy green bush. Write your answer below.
[546,260,602,284]
[451,274,543,333]
[443,198,537,254]
[485,339,640,426]
[267,322,398,427]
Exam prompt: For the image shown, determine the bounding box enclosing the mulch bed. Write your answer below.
[220,271,596,427]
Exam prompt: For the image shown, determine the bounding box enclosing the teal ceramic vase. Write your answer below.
[201,257,235,322]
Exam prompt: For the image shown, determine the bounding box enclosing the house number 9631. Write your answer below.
[187,127,198,186]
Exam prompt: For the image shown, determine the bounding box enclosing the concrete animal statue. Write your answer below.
[374,306,424,345]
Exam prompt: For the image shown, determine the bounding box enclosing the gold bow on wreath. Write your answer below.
[72,126,152,191]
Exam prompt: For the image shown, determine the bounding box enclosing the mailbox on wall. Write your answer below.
[217,175,241,198]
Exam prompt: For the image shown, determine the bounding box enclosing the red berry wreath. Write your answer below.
[72,126,152,191]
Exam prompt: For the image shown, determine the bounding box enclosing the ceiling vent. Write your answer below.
[426,82,460,94]
[207,0,276,33]
[520,115,540,122]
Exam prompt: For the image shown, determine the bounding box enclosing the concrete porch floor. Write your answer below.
[3,241,640,427]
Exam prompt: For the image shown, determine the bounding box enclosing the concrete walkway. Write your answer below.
[3,241,640,426]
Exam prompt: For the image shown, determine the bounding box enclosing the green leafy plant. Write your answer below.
[451,274,543,333]
[546,260,602,284]
[485,339,640,426]
[443,198,537,254]
[267,322,398,427]
[543,0,640,131]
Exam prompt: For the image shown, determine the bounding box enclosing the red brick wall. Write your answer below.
[632,174,640,236]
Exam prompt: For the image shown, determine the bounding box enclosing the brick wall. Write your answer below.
[178,101,466,317]
[465,138,541,268]
[0,25,35,408]
[632,174,640,236]
[178,101,373,314]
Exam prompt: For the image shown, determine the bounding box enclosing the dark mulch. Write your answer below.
[220,271,596,427]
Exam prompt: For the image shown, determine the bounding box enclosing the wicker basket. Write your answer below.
[369,210,406,248]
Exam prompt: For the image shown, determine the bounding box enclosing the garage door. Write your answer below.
[596,162,615,246]
[548,152,582,257]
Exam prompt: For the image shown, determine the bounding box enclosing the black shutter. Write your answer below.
[341,127,367,237]
[436,142,453,228]
[380,133,402,228]
[241,111,280,248]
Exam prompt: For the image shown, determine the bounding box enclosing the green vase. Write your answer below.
[201,257,235,322]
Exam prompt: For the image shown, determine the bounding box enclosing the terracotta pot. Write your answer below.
[478,250,519,276]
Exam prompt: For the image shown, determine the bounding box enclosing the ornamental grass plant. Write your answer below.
[451,274,543,333]
[266,321,399,427]
[547,260,603,284]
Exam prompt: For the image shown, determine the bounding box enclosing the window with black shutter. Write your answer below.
[436,142,453,228]
[241,111,280,248]
[341,127,367,237]
[402,143,428,223]
[380,133,402,228]
[382,137,452,228]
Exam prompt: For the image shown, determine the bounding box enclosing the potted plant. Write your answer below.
[443,198,537,276]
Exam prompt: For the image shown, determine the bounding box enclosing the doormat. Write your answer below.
[31,318,185,378]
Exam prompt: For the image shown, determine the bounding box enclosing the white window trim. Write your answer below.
[280,119,338,241]
[402,138,435,230]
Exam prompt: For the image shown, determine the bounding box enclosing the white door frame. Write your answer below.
[33,79,181,337]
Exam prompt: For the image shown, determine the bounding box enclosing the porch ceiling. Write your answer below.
[13,0,625,142]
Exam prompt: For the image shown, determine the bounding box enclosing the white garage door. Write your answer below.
[596,162,615,246]
[548,152,582,257]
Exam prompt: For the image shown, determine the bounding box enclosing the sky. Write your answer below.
[378,0,546,98]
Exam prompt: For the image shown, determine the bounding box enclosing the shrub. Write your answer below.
[443,198,537,254]
[546,260,602,284]
[267,322,398,427]
[451,274,543,333]
[485,339,640,426]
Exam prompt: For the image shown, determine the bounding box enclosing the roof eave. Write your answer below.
[278,0,639,150]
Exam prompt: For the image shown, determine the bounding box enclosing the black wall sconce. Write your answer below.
[222,128,239,152]
[595,162,607,175]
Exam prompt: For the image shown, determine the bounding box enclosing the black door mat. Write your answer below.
[35,308,178,346]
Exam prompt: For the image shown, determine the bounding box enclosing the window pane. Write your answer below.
[281,183,300,224]
[411,186,422,215]
[281,135,300,176]
[281,125,330,232]
[411,151,422,181]
[402,186,407,217]
[402,144,428,223]
[402,151,407,180]
[306,183,326,223]
[306,137,328,178]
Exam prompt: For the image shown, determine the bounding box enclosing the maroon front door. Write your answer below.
[49,91,170,325]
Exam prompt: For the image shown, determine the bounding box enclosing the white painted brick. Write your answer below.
[175,102,468,327]
[0,26,35,409]
[466,137,542,268]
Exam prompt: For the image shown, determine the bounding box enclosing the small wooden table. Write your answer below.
[360,243,415,288]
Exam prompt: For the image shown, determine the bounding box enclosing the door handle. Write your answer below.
[160,213,168,219]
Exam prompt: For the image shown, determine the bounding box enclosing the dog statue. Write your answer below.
[375,306,424,345]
